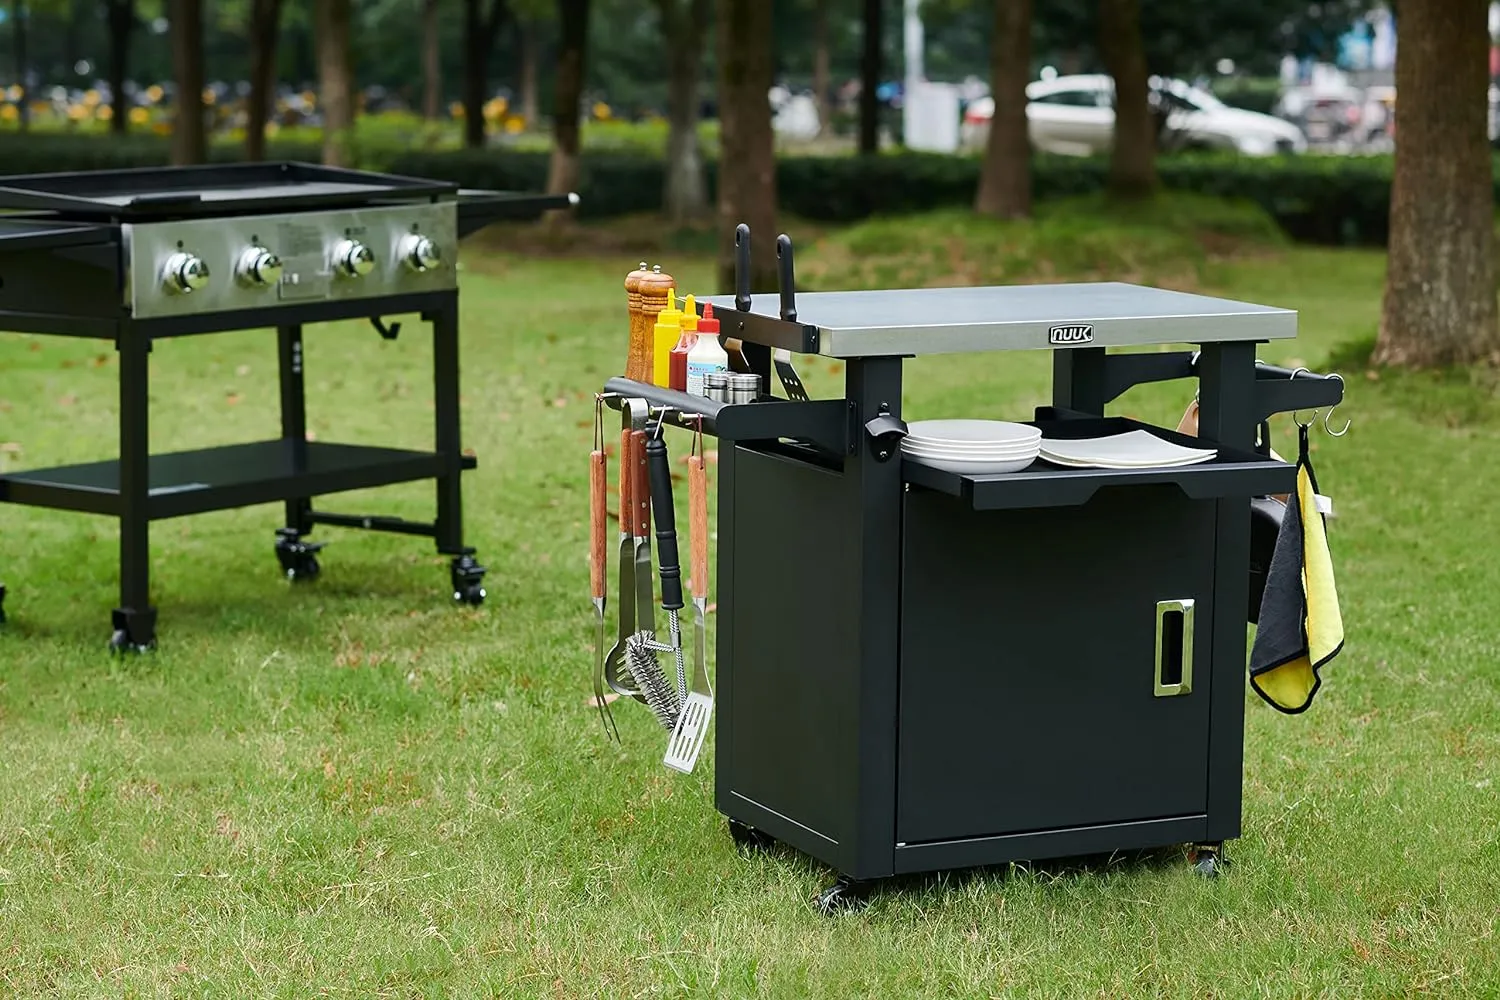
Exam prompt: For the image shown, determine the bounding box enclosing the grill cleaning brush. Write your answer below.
[624,632,683,730]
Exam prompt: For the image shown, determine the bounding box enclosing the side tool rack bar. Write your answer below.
[601,378,852,458]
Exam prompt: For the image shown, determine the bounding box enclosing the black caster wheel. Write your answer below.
[0,583,7,625]
[450,553,487,606]
[1189,843,1227,878]
[815,875,872,915]
[108,629,153,655]
[728,818,775,854]
[275,529,324,583]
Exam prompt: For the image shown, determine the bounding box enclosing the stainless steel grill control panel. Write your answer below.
[123,201,459,318]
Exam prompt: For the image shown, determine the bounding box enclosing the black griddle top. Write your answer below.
[0,161,458,221]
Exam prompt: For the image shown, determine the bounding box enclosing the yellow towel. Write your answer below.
[1248,424,1344,713]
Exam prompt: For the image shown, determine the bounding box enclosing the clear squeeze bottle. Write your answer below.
[670,294,699,392]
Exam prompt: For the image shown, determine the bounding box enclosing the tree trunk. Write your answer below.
[168,0,206,164]
[1098,0,1155,199]
[546,0,591,208]
[464,0,508,148]
[316,0,355,167]
[715,0,777,293]
[974,0,1032,218]
[858,0,882,154]
[1376,0,1499,367]
[659,0,710,225]
[812,0,830,136]
[519,18,539,126]
[105,0,134,135]
[245,0,283,160]
[423,0,442,120]
[13,0,27,132]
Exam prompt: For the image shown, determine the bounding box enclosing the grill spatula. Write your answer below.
[664,436,714,773]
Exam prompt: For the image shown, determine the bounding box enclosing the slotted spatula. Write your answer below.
[664,430,714,774]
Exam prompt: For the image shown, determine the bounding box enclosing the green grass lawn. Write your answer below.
[1,206,1498,997]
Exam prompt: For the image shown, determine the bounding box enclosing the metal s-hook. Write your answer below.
[1289,368,1316,428]
[1322,373,1350,437]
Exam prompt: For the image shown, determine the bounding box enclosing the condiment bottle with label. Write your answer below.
[670,294,699,392]
[624,261,651,378]
[652,291,684,387]
[634,267,674,383]
[685,302,728,396]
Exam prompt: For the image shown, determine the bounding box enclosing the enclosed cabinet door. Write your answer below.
[897,484,1216,845]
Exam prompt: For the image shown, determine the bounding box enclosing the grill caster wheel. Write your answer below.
[450,553,487,607]
[728,818,774,854]
[815,875,872,915]
[108,629,153,655]
[1189,842,1227,878]
[0,583,7,625]
[275,529,324,583]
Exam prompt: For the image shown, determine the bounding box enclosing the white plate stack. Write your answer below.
[900,419,1043,474]
[1038,429,1217,469]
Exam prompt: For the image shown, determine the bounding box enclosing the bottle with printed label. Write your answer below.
[670,294,699,392]
[685,302,728,396]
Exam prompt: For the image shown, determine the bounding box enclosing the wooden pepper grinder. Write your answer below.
[624,261,651,380]
[633,266,675,383]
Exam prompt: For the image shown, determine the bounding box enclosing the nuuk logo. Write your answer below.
[1048,323,1094,346]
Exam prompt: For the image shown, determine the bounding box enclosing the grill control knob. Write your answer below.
[236,246,284,288]
[398,233,443,273]
[162,252,210,295]
[334,239,376,278]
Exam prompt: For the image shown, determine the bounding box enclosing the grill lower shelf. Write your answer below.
[0,439,466,519]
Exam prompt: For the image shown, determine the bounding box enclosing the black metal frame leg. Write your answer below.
[428,304,486,605]
[274,324,323,582]
[112,330,156,652]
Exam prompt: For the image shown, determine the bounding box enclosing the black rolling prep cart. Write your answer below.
[604,230,1344,910]
[0,162,573,649]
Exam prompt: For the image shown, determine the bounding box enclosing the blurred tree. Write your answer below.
[974,0,1030,218]
[168,0,205,163]
[546,0,589,207]
[655,0,710,224]
[11,0,27,130]
[858,0,882,152]
[244,0,283,159]
[1097,0,1153,197]
[1376,0,1497,367]
[463,0,508,147]
[512,0,553,127]
[811,0,830,134]
[316,0,354,166]
[716,0,776,291]
[103,0,135,134]
[423,0,440,118]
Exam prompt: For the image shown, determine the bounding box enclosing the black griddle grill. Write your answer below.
[0,161,575,650]
[602,225,1345,909]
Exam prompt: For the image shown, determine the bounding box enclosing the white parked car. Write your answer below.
[961,73,1307,156]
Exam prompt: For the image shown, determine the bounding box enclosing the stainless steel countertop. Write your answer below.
[704,282,1296,357]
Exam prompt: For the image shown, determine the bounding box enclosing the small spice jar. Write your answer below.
[704,371,730,402]
[726,372,761,405]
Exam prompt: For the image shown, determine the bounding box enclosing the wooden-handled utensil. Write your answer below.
[589,406,619,741]
[664,422,714,773]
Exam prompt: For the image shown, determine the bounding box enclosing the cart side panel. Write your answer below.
[0,246,121,321]
[716,445,865,870]
[896,484,1217,847]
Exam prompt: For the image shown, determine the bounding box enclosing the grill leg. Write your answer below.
[277,324,313,536]
[113,333,155,652]
[429,302,485,606]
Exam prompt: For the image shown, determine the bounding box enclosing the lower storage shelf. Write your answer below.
[0,439,466,519]
[903,416,1295,510]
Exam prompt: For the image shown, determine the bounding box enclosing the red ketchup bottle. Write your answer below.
[669,293,699,392]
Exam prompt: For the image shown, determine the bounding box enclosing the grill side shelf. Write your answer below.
[903,417,1296,511]
[601,377,850,456]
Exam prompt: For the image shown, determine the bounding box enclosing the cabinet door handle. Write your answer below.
[1154,598,1195,697]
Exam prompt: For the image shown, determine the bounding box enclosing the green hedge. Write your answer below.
[0,132,1411,247]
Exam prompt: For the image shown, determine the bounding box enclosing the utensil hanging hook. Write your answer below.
[593,393,607,452]
[1289,368,1316,428]
[1322,373,1350,437]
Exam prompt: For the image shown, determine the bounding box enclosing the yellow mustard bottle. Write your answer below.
[652,290,683,387]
